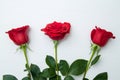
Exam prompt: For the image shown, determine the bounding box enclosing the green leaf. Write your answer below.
[3,75,18,80]
[30,64,41,80]
[46,55,56,68]
[93,72,108,80]
[39,77,46,80]
[59,60,69,76]
[22,77,30,80]
[83,78,89,80]
[64,76,74,80]
[91,55,101,66]
[49,75,61,80]
[42,68,56,78]
[69,59,88,75]
[38,74,47,80]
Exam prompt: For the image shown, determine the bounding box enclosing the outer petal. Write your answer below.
[91,29,96,42]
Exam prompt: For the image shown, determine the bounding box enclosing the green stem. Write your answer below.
[83,44,98,79]
[23,46,29,65]
[21,44,32,80]
[53,40,59,80]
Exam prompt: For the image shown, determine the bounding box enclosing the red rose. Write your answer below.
[91,26,115,47]
[6,25,29,45]
[41,21,71,40]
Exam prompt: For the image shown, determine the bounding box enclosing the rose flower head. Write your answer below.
[91,26,115,47]
[6,25,29,45]
[41,21,71,40]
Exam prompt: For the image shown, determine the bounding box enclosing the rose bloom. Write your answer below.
[91,26,115,47]
[6,25,29,45]
[41,21,71,40]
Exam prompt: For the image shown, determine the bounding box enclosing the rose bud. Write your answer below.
[41,21,71,40]
[91,26,115,47]
[6,25,29,45]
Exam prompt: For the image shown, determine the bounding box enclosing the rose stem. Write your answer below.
[22,44,32,80]
[83,44,98,79]
[53,40,59,80]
